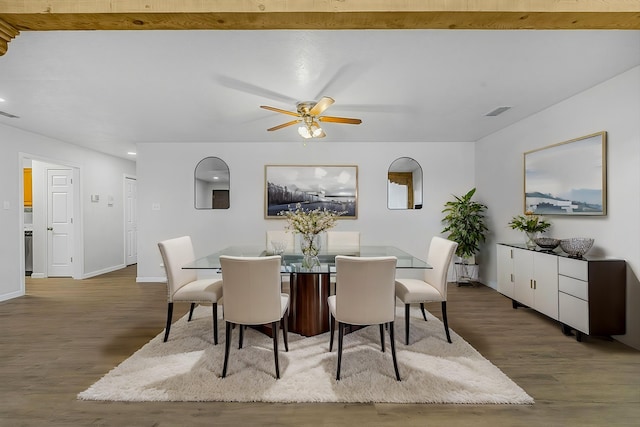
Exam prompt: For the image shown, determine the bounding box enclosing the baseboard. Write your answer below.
[83,264,126,279]
[30,273,45,279]
[0,289,24,302]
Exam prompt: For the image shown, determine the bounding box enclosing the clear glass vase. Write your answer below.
[525,231,538,249]
[300,233,321,269]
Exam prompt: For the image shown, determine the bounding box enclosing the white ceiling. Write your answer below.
[0,29,638,160]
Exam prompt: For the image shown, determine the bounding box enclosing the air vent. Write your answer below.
[0,110,19,118]
[485,106,511,117]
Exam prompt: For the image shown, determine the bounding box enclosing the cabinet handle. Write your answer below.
[533,280,537,290]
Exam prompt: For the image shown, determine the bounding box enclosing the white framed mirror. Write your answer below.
[194,157,230,209]
[388,157,423,210]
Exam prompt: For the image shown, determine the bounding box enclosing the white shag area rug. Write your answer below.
[78,305,533,404]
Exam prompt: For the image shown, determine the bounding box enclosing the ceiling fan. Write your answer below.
[260,97,362,139]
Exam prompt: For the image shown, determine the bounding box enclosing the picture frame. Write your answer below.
[524,131,607,216]
[265,165,358,219]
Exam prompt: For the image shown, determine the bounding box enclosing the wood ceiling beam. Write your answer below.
[1,1,639,54]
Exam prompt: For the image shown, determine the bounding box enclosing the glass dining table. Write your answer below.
[183,245,431,337]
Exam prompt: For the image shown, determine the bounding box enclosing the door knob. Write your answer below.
[47,227,53,231]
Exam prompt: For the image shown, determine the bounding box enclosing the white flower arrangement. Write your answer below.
[279,203,346,235]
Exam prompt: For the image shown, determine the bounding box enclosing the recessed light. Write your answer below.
[127,152,137,156]
[0,98,5,102]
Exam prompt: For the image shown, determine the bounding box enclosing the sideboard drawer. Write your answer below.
[558,275,588,300]
[559,292,589,334]
[558,257,588,281]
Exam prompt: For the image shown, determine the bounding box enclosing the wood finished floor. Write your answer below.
[1,266,639,426]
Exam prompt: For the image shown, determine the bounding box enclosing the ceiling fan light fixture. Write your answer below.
[298,125,313,139]
[298,119,323,139]
[261,96,358,139]
[310,122,323,138]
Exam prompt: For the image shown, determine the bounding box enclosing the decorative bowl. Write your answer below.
[534,237,560,250]
[560,238,594,258]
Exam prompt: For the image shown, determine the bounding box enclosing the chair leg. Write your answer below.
[163,302,174,342]
[272,321,280,379]
[329,314,335,352]
[188,303,196,321]
[212,303,218,345]
[336,322,345,381]
[282,309,289,352]
[239,323,244,349]
[379,323,385,352]
[420,303,428,321]
[442,301,452,343]
[222,322,233,378]
[404,303,410,345]
[389,320,401,381]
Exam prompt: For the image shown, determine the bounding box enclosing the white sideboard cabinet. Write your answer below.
[497,244,626,341]
[513,248,559,320]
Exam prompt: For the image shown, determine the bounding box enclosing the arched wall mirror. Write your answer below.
[195,157,230,209]
[388,157,423,210]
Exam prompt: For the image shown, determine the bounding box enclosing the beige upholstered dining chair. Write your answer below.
[327,231,360,253]
[395,236,458,345]
[157,236,223,344]
[266,229,295,254]
[266,229,295,294]
[219,255,290,379]
[327,231,361,292]
[327,255,400,381]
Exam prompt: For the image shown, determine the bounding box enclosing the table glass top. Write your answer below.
[183,245,430,273]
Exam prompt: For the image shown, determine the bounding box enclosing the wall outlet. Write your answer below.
[152,203,160,211]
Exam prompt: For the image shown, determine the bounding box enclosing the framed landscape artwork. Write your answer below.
[265,165,358,219]
[524,131,607,216]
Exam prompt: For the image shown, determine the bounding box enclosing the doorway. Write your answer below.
[19,153,82,284]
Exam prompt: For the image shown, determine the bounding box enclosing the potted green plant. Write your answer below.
[508,211,551,249]
[441,188,488,283]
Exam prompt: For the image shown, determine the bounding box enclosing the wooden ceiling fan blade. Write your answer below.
[318,116,362,125]
[216,74,297,104]
[261,105,300,117]
[309,96,335,116]
[267,120,300,131]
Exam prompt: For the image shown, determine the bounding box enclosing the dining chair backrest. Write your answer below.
[158,236,198,301]
[327,231,360,253]
[423,237,458,298]
[266,230,295,253]
[334,255,397,325]
[219,255,283,325]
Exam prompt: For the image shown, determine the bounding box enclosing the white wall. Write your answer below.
[136,141,475,281]
[475,66,640,350]
[0,124,136,301]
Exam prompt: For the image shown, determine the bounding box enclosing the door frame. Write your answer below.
[18,153,83,289]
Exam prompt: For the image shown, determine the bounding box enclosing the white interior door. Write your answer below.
[47,168,74,277]
[125,177,137,265]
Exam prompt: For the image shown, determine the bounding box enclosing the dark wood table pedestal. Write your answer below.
[288,272,331,337]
